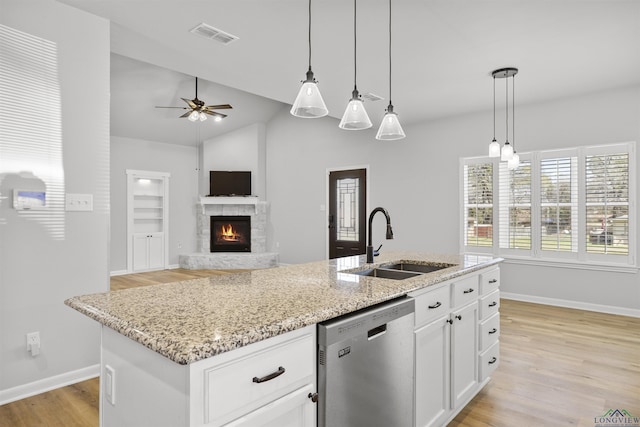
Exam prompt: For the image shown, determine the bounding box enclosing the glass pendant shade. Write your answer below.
[339,89,372,130]
[199,112,207,121]
[507,152,520,170]
[501,141,514,161]
[489,138,500,157]
[376,104,405,140]
[290,69,328,118]
[188,110,199,122]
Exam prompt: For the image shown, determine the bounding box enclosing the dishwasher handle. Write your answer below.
[367,324,387,340]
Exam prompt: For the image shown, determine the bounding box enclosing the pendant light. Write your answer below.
[339,0,372,130]
[488,74,500,156]
[375,0,405,140]
[290,0,328,118]
[490,68,518,162]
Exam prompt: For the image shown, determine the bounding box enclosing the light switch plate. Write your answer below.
[65,193,93,211]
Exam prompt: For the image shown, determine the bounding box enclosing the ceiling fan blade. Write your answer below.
[204,110,227,119]
[179,111,192,118]
[181,98,198,109]
[205,104,233,110]
[155,106,189,109]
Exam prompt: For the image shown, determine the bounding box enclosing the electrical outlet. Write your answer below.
[26,332,40,356]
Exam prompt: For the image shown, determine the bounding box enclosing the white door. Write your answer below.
[415,315,451,427]
[132,234,149,271]
[147,233,164,270]
[450,301,479,409]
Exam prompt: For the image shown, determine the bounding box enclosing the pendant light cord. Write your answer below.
[505,74,509,143]
[492,75,496,139]
[353,0,357,88]
[512,74,515,150]
[388,0,392,105]
[307,0,312,69]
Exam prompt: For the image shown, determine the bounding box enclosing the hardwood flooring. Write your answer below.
[1,269,639,427]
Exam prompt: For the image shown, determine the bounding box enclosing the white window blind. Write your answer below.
[463,162,493,249]
[499,159,531,250]
[539,156,578,253]
[585,152,629,256]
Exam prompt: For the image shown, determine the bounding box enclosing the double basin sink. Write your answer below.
[345,261,456,280]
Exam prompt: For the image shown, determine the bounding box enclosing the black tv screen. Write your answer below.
[209,171,252,196]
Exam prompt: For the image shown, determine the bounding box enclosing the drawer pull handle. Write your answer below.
[489,279,497,284]
[428,302,442,309]
[308,392,319,403]
[488,328,498,335]
[488,357,497,365]
[463,288,475,294]
[253,366,285,383]
[488,301,498,307]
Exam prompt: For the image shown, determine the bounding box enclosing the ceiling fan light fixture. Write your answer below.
[188,110,199,122]
[214,115,223,122]
[376,103,405,140]
[199,112,207,121]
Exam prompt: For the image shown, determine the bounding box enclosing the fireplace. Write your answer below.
[210,216,251,252]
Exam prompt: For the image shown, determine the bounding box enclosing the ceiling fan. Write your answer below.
[156,77,232,122]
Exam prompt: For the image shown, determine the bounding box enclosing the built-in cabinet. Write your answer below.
[126,170,169,272]
[101,325,316,427]
[411,266,500,427]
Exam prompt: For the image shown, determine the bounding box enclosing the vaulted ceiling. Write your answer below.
[58,0,640,146]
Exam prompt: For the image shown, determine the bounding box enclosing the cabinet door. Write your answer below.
[147,234,164,269]
[450,301,479,409]
[132,234,149,271]
[223,384,315,427]
[415,316,450,427]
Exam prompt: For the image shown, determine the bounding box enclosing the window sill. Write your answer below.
[499,255,638,274]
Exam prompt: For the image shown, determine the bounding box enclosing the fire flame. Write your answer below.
[220,224,240,241]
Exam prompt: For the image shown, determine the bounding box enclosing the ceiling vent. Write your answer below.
[190,23,239,45]
[362,92,384,102]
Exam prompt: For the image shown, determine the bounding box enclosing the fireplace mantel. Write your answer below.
[199,196,259,214]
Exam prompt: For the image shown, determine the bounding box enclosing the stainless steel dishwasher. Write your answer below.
[317,297,415,427]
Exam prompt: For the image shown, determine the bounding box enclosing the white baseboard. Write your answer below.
[0,364,100,405]
[110,269,129,277]
[501,292,640,318]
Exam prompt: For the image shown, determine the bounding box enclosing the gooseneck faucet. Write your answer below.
[366,207,394,263]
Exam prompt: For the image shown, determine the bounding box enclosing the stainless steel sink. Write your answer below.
[383,262,456,274]
[350,268,422,280]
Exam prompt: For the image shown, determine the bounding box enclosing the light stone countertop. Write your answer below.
[65,251,501,365]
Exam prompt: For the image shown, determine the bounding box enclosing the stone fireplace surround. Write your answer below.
[179,197,278,269]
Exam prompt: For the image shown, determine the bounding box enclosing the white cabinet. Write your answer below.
[101,325,316,427]
[450,301,478,409]
[414,314,450,427]
[126,170,169,272]
[411,266,500,427]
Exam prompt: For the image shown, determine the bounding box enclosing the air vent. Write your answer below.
[190,23,239,45]
[362,92,384,102]
[318,349,326,366]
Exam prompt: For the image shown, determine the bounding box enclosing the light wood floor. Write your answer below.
[1,270,639,427]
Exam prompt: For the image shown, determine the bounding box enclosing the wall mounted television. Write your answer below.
[209,171,252,196]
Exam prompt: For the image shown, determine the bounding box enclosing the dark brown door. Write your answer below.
[328,168,367,259]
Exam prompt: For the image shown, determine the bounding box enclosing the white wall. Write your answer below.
[265,86,640,313]
[202,123,266,199]
[0,0,110,401]
[111,136,199,272]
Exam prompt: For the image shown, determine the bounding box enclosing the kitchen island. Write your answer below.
[65,251,502,427]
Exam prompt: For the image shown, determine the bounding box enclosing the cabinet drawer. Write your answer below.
[479,290,500,321]
[480,268,500,295]
[479,341,500,382]
[204,333,314,425]
[413,285,451,327]
[451,275,479,307]
[479,313,500,352]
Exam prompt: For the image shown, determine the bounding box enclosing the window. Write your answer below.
[461,142,635,267]
[463,161,493,250]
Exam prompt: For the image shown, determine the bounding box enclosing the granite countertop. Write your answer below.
[65,251,501,365]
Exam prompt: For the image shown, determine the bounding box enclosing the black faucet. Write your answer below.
[366,207,394,263]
